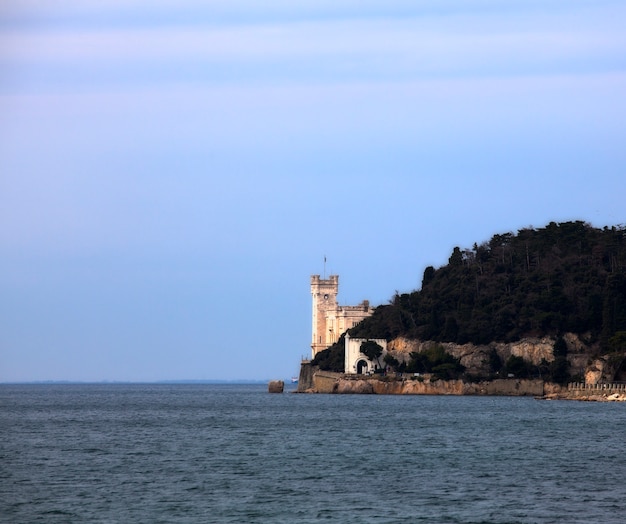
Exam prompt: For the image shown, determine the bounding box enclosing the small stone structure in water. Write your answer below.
[268,380,284,393]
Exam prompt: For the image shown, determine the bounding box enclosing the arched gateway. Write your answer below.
[345,333,387,375]
[356,360,369,375]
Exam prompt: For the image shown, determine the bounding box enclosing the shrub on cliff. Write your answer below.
[383,353,404,372]
[311,335,345,372]
[406,345,464,379]
[503,355,532,378]
[553,336,568,357]
[549,356,570,384]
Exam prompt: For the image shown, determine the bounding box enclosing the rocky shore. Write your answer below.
[540,391,626,402]
[298,368,545,396]
[297,365,626,402]
[298,332,626,401]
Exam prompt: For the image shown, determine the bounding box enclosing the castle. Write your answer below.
[310,274,387,374]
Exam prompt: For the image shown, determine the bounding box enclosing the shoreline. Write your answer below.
[538,392,626,402]
[297,365,626,401]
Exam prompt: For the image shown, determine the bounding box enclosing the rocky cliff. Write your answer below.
[299,333,626,398]
[386,333,612,382]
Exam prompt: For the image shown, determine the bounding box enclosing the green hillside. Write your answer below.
[313,221,626,376]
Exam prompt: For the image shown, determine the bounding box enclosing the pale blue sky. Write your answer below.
[1,1,625,381]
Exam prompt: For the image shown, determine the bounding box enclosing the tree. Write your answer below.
[549,357,570,384]
[422,266,435,288]
[553,336,568,357]
[406,345,464,379]
[311,336,345,372]
[449,246,463,266]
[336,221,626,381]
[383,353,403,372]
[601,274,626,349]
[488,349,503,375]
[504,355,531,378]
[609,331,626,353]
[360,340,384,370]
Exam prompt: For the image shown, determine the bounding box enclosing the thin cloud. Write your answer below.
[2,13,625,95]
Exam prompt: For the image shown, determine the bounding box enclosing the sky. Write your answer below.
[1,1,625,382]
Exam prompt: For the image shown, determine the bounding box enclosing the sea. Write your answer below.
[1,384,625,523]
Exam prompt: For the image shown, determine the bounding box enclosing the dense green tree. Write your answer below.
[549,356,570,384]
[609,331,626,353]
[422,266,435,288]
[488,349,503,375]
[553,336,568,357]
[406,345,465,379]
[504,355,531,378]
[311,336,345,372]
[315,222,626,378]
[360,340,384,370]
[449,246,463,266]
[348,222,626,350]
[383,353,402,371]
[601,274,626,348]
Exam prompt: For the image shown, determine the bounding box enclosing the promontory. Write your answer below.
[299,221,626,401]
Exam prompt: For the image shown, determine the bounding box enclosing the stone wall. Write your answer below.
[312,371,343,393]
[307,372,544,396]
[542,382,626,401]
[565,382,626,398]
[297,361,314,392]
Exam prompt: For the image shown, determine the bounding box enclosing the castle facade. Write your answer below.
[310,274,373,359]
[310,274,388,374]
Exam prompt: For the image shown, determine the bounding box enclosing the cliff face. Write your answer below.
[386,333,604,381]
[584,355,626,384]
[300,333,625,397]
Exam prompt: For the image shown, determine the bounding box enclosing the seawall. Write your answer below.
[301,369,544,396]
[296,360,314,392]
[296,362,626,400]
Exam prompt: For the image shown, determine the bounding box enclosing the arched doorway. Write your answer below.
[356,360,369,375]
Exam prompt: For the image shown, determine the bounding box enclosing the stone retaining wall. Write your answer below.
[562,382,626,399]
[312,371,343,393]
[307,372,544,396]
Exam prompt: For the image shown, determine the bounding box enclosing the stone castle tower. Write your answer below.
[310,274,373,359]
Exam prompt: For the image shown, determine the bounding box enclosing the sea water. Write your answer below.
[1,384,625,523]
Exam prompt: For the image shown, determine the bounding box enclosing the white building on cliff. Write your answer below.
[344,334,388,375]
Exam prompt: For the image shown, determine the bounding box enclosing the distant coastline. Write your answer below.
[0,379,272,385]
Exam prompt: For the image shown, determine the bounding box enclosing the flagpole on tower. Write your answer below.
[324,255,327,279]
